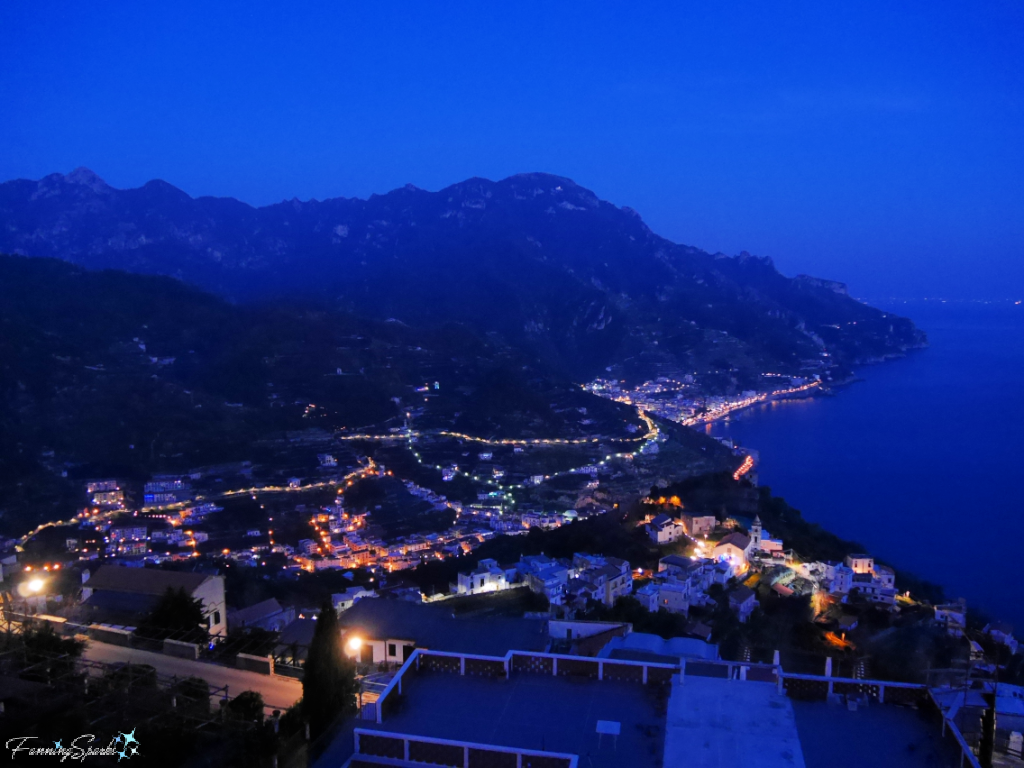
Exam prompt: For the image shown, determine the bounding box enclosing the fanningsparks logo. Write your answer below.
[7,729,141,762]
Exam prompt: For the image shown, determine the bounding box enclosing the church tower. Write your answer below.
[750,515,763,550]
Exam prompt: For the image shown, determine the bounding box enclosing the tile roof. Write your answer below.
[86,565,214,596]
[716,532,750,550]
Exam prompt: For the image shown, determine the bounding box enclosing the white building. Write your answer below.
[646,514,684,544]
[332,586,376,612]
[935,600,968,637]
[729,585,758,623]
[713,532,750,575]
[454,559,509,596]
[636,580,690,615]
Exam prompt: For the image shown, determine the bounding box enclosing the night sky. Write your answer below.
[2,1,1022,299]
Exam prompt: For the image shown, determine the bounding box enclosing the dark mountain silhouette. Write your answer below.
[0,169,925,376]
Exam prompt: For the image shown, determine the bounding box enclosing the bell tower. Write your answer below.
[750,515,763,550]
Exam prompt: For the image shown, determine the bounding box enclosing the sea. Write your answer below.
[708,299,1024,630]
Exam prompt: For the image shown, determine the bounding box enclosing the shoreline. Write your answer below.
[702,353,1021,631]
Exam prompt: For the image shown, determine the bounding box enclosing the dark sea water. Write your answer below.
[709,300,1024,629]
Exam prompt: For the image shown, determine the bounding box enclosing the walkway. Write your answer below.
[82,639,302,711]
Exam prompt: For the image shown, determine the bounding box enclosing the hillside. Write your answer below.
[0,169,925,378]
[0,255,642,534]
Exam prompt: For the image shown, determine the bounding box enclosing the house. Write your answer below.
[454,558,509,596]
[828,564,854,594]
[984,622,1019,655]
[568,554,631,607]
[845,554,874,574]
[518,555,572,604]
[646,514,684,544]
[636,580,690,615]
[658,554,692,578]
[934,600,968,637]
[851,573,897,607]
[728,585,757,623]
[81,565,227,638]
[681,513,716,538]
[227,598,295,633]
[591,563,632,607]
[332,586,377,612]
[109,523,148,542]
[713,532,750,574]
[338,599,548,665]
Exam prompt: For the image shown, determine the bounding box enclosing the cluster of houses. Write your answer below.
[585,375,817,427]
[452,553,633,609]
[637,512,912,626]
[297,502,502,573]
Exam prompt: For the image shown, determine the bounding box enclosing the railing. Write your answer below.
[373,649,423,723]
[772,667,980,768]
[352,728,578,768]
[927,689,984,768]
[371,644,981,768]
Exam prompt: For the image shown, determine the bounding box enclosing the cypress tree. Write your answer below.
[302,599,358,737]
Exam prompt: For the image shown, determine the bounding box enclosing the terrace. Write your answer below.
[319,648,980,768]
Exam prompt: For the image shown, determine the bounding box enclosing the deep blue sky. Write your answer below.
[2,2,1022,299]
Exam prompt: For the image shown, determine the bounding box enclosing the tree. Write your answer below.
[302,599,358,737]
[137,587,209,644]
[19,621,84,683]
[226,690,265,724]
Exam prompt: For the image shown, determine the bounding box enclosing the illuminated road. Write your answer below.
[681,381,821,425]
[83,640,302,711]
[733,455,755,481]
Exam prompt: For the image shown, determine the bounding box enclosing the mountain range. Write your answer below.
[0,169,925,378]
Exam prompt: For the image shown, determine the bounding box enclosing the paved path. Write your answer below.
[82,640,302,711]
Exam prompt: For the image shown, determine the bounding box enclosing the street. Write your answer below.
[82,639,303,711]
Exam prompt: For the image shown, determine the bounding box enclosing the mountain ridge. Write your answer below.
[0,168,926,378]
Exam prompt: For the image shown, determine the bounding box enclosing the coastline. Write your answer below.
[704,314,1023,629]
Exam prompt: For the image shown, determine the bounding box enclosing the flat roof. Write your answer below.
[320,671,667,768]
[664,675,960,768]
[792,698,961,768]
[664,676,806,768]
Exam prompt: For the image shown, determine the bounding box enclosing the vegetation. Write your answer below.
[225,690,266,724]
[0,253,636,536]
[136,587,209,644]
[302,599,358,737]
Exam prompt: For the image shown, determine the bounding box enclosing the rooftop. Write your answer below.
[322,671,668,768]
[86,565,215,596]
[665,676,961,768]
[598,632,720,663]
[792,697,961,768]
[338,599,549,656]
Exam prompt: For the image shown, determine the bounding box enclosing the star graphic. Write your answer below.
[123,729,138,745]
[54,740,62,750]
[126,744,140,758]
[117,748,128,761]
